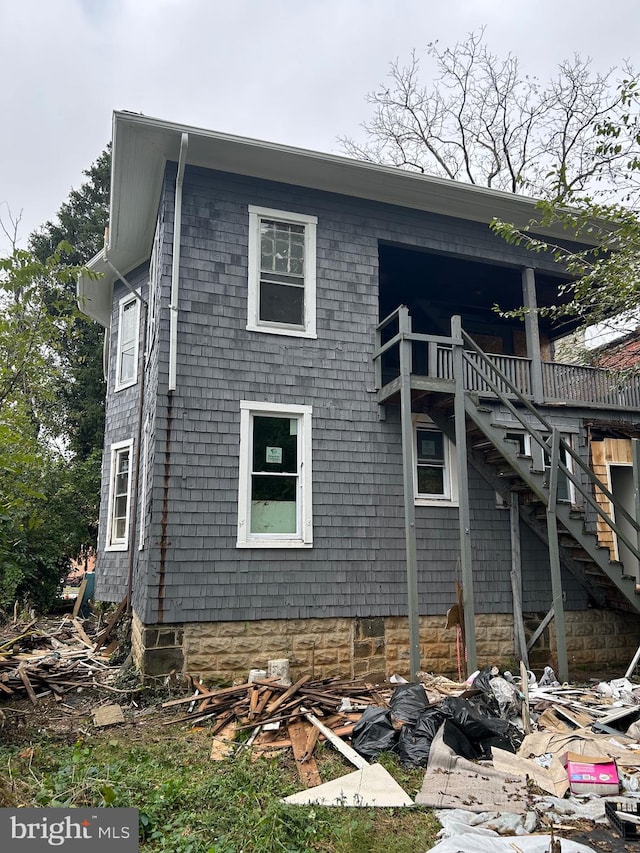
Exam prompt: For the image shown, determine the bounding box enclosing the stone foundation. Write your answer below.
[131,609,640,683]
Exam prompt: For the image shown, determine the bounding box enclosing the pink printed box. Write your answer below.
[562,752,620,795]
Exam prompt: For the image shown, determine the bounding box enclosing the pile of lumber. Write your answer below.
[0,614,119,705]
[162,674,390,783]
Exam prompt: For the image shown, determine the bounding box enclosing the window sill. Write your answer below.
[246,323,317,340]
[114,379,138,393]
[105,542,128,552]
[415,498,459,508]
[236,539,313,549]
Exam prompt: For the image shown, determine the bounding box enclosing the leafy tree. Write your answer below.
[341,29,638,203]
[29,146,110,459]
[0,244,100,611]
[492,80,640,342]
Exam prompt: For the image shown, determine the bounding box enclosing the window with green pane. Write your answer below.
[416,428,448,497]
[259,219,305,327]
[250,414,299,534]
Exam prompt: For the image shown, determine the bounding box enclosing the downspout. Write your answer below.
[158,131,188,623]
[169,132,189,392]
[103,255,148,615]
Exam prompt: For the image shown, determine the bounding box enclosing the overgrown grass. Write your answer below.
[0,723,440,852]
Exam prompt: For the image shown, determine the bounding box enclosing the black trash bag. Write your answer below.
[389,683,429,725]
[414,706,446,741]
[396,724,432,767]
[351,705,398,761]
[395,706,445,768]
[442,719,478,760]
[439,696,516,757]
[469,665,499,694]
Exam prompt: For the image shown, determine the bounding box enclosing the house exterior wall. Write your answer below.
[97,263,149,603]
[96,161,622,649]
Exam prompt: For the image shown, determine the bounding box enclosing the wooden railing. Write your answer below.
[374,307,640,410]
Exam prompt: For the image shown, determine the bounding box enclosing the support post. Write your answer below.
[522,267,544,404]
[633,439,640,587]
[509,492,529,669]
[451,315,477,675]
[398,306,421,680]
[546,428,569,683]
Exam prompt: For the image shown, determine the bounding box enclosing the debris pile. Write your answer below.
[161,661,640,846]
[0,611,124,705]
[162,674,391,782]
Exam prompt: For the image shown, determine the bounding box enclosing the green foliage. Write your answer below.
[1,734,440,853]
[0,147,109,611]
[0,242,101,612]
[29,146,110,459]
[492,80,640,338]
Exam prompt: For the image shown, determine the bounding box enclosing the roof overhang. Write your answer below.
[78,110,563,327]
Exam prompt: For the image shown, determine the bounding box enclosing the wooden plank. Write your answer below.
[265,675,310,716]
[303,710,368,769]
[520,660,532,735]
[18,668,38,706]
[210,721,237,761]
[287,719,322,788]
[254,687,273,718]
[303,725,320,760]
[72,618,94,649]
[93,598,127,652]
[162,681,258,709]
[249,685,260,718]
[250,723,355,752]
[72,579,88,618]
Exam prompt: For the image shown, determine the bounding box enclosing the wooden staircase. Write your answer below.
[429,387,640,614]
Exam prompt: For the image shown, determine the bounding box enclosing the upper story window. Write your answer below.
[115,294,140,391]
[237,401,313,548]
[247,206,317,338]
[414,420,458,506]
[106,439,133,551]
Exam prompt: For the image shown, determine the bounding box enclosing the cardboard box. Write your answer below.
[562,752,619,795]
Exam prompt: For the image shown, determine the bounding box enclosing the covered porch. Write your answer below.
[373,299,640,686]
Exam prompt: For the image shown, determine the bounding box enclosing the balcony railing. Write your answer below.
[375,308,640,410]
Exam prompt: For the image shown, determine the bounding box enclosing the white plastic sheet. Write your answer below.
[428,835,596,853]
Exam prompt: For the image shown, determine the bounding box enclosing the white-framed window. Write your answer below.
[247,206,317,338]
[106,439,134,551]
[414,419,458,506]
[115,294,140,390]
[237,401,313,548]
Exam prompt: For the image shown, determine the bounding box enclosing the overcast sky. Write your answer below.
[0,0,638,254]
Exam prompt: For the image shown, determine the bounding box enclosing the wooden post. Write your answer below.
[398,306,421,680]
[522,268,544,404]
[633,439,640,585]
[509,492,530,669]
[451,315,477,676]
[546,428,569,683]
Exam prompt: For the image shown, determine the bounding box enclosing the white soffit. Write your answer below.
[81,110,552,326]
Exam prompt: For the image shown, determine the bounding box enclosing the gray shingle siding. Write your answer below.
[96,162,604,624]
